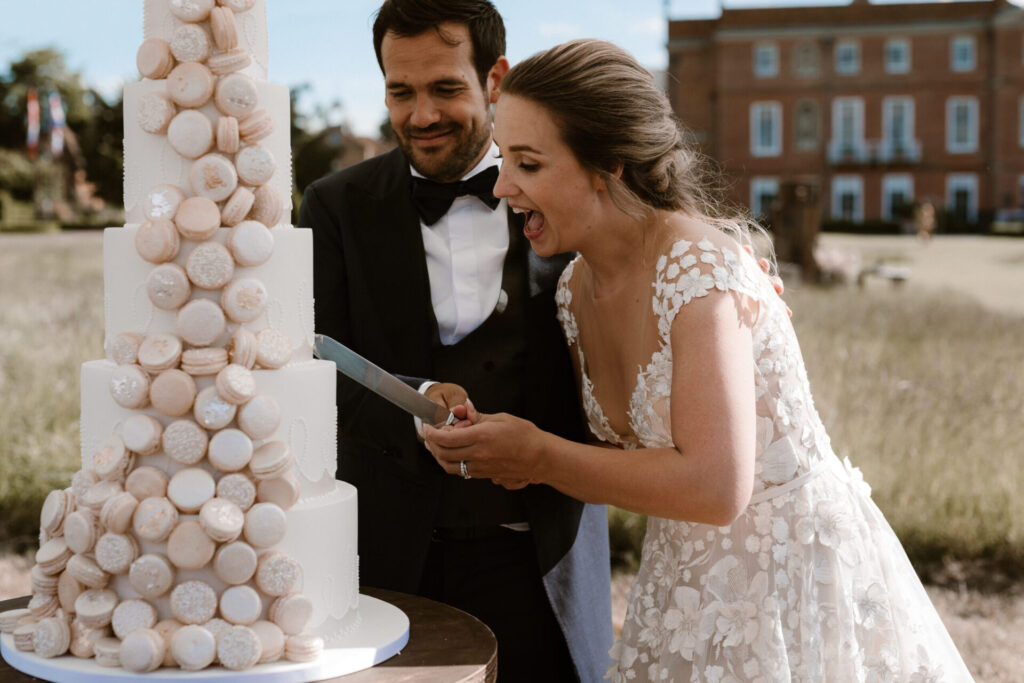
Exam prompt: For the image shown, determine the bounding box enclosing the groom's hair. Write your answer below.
[372,0,506,89]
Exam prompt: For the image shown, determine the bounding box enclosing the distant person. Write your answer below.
[424,39,975,681]
[915,200,937,242]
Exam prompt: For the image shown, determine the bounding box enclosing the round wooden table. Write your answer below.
[0,588,496,682]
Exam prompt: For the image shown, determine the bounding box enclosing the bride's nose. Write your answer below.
[493,165,514,198]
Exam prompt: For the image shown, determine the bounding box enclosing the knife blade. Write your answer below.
[314,334,456,427]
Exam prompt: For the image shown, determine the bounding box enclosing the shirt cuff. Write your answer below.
[414,381,439,433]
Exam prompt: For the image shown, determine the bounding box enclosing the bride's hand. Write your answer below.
[422,410,545,484]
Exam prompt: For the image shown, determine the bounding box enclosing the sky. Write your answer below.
[0,0,1018,137]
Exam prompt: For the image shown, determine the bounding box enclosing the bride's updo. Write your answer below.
[500,39,756,241]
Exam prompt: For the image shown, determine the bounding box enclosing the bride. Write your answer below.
[424,39,973,682]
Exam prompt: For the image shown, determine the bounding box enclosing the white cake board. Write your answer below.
[1,594,408,682]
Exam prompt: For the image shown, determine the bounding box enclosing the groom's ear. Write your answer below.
[487,56,511,104]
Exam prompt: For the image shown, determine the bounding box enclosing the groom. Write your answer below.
[299,0,613,680]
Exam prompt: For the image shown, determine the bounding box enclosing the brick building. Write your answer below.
[667,0,1024,228]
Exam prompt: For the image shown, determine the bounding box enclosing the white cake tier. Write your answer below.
[81,359,338,498]
[123,79,293,226]
[101,226,314,364]
[143,0,270,80]
[106,481,359,642]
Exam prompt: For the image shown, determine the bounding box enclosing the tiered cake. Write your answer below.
[1,0,359,674]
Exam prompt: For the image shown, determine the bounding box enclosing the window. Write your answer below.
[793,41,820,77]
[1019,175,1024,206]
[754,43,779,78]
[835,40,860,75]
[885,38,910,74]
[750,102,782,157]
[831,175,863,222]
[1019,97,1024,147]
[946,173,978,222]
[951,36,975,72]
[750,177,779,218]
[946,96,978,153]
[829,97,865,161]
[882,174,914,220]
[882,96,916,159]
[794,100,820,151]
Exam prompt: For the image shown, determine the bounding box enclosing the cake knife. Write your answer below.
[313,334,457,427]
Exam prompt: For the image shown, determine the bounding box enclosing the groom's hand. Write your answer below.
[425,382,469,415]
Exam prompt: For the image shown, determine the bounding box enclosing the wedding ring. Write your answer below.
[459,460,471,480]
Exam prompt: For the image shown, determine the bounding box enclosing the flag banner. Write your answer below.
[27,87,40,159]
[48,91,66,157]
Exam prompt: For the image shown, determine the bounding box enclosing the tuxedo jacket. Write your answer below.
[299,147,613,680]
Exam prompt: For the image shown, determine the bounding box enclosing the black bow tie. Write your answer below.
[411,166,501,226]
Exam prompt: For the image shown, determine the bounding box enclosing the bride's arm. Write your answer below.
[423,287,758,526]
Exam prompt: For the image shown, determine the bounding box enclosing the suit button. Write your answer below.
[483,361,495,372]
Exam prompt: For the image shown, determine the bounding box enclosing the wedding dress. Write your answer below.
[556,235,973,682]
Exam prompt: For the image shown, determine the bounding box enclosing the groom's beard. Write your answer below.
[396,118,491,184]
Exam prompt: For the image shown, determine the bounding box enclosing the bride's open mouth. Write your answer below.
[514,207,546,239]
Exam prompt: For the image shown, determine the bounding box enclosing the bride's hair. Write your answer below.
[499,39,768,254]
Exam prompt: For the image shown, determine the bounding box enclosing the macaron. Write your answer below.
[132,496,179,543]
[214,72,257,118]
[109,364,151,409]
[39,489,70,537]
[138,332,183,374]
[219,585,261,626]
[80,480,123,512]
[13,624,35,652]
[167,521,217,571]
[57,571,85,614]
[203,616,232,644]
[249,441,292,481]
[141,184,186,221]
[137,91,177,135]
[238,108,273,144]
[169,580,218,625]
[137,38,175,79]
[93,635,123,667]
[174,195,221,242]
[199,497,245,543]
[285,634,324,663]
[35,538,72,576]
[248,184,284,227]
[32,616,71,658]
[111,598,158,639]
[63,509,98,554]
[121,414,164,456]
[146,263,191,311]
[251,620,284,663]
[208,428,253,472]
[69,618,111,658]
[94,532,140,575]
[210,6,240,50]
[27,593,59,620]
[182,347,229,376]
[92,434,132,481]
[244,504,287,549]
[221,277,268,323]
[228,327,258,368]
[74,589,118,629]
[216,472,257,512]
[150,369,198,417]
[218,0,256,12]
[31,564,59,596]
[235,144,276,186]
[169,0,214,22]
[256,471,300,510]
[216,364,256,405]
[208,47,252,76]
[135,217,180,263]
[125,466,170,501]
[256,328,291,369]
[167,108,214,158]
[109,331,144,365]
[237,393,280,440]
[269,593,313,636]
[189,152,238,202]
[99,491,139,535]
[167,467,216,513]
[193,385,238,430]
[228,219,274,267]
[216,115,240,154]
[170,23,211,64]
[212,540,257,585]
[129,554,176,599]
[221,186,255,226]
[154,618,184,667]
[217,625,262,670]
[177,298,226,347]
[65,553,109,589]
[171,623,217,670]
[162,419,209,465]
[186,240,235,289]
[119,628,165,673]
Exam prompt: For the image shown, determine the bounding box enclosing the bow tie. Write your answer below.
[411,166,501,226]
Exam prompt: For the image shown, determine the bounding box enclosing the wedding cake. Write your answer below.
[1,0,360,674]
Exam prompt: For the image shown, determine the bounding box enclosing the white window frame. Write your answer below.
[946,173,978,221]
[882,174,914,220]
[951,35,976,72]
[885,38,911,74]
[831,175,864,222]
[750,102,782,157]
[830,96,865,160]
[946,96,978,154]
[754,43,779,78]
[750,176,780,218]
[883,96,915,157]
[835,40,860,75]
